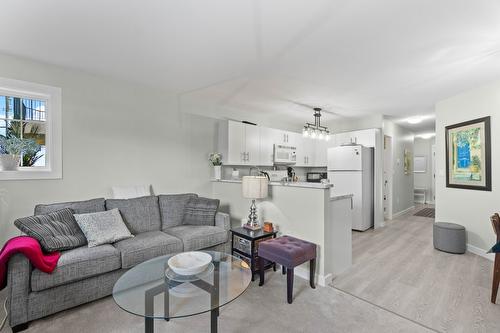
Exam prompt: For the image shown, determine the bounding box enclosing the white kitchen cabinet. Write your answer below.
[314,140,328,166]
[292,133,315,167]
[274,129,295,145]
[259,127,276,166]
[333,129,377,148]
[225,120,245,164]
[218,120,261,165]
[245,124,260,164]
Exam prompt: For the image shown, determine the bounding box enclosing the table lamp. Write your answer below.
[242,176,269,230]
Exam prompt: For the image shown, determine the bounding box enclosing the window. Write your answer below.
[0,77,61,180]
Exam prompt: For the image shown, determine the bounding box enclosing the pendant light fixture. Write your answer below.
[302,108,330,141]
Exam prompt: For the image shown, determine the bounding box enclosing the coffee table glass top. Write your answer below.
[112,251,252,319]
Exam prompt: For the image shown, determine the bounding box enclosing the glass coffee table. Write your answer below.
[113,251,252,333]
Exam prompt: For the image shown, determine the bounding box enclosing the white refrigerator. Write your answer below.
[328,145,374,231]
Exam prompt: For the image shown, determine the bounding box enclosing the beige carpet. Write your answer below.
[0,270,431,333]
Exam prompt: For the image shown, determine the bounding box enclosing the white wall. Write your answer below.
[0,53,218,246]
[435,79,500,253]
[328,114,384,133]
[383,120,415,215]
[413,137,435,202]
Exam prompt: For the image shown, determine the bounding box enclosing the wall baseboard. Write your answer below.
[392,206,415,219]
[294,266,331,287]
[467,244,494,261]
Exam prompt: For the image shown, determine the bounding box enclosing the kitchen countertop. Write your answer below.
[211,179,333,189]
[330,194,354,201]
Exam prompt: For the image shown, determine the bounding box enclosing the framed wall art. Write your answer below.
[445,116,491,191]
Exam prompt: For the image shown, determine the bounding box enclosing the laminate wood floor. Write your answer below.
[331,205,500,333]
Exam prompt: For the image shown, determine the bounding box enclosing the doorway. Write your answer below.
[431,144,436,203]
[383,135,393,220]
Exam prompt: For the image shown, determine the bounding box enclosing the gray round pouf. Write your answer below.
[433,222,466,254]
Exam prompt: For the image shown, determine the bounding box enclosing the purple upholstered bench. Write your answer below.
[258,235,317,304]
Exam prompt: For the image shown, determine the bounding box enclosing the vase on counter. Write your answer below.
[214,165,222,180]
[0,154,21,171]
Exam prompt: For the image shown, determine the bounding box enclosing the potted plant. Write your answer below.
[0,136,40,171]
[209,152,223,180]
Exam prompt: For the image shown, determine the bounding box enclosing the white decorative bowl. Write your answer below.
[168,251,212,276]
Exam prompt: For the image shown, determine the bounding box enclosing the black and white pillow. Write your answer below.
[14,208,87,252]
[74,209,134,247]
[182,197,220,226]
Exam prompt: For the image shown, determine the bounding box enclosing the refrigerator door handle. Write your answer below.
[350,196,353,210]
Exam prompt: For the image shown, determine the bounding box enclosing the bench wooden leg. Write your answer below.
[492,253,500,303]
[259,257,265,287]
[287,268,294,304]
[309,258,316,289]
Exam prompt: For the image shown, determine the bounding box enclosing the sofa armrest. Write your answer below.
[7,253,32,327]
[215,212,231,231]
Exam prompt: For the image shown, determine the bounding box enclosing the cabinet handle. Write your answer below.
[246,152,250,162]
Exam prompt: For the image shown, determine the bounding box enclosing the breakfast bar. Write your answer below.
[212,179,353,286]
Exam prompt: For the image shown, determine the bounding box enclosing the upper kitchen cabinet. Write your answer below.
[314,140,329,167]
[259,127,279,166]
[293,133,315,167]
[275,129,295,145]
[218,120,260,165]
[333,129,377,148]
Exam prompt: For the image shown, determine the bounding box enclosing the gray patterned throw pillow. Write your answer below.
[182,197,220,226]
[14,208,87,252]
[74,209,134,247]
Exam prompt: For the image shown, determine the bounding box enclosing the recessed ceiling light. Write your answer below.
[418,133,435,139]
[407,117,423,124]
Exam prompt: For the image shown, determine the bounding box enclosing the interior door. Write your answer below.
[383,135,393,220]
[431,144,436,203]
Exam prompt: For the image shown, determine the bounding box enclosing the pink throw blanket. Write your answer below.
[0,236,60,290]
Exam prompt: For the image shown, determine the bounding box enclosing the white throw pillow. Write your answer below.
[111,185,152,199]
[74,209,134,247]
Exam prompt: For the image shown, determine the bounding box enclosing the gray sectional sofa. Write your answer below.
[7,194,230,331]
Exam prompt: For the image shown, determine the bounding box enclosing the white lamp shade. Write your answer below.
[242,176,269,199]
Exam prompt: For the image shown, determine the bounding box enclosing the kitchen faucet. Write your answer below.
[249,166,270,180]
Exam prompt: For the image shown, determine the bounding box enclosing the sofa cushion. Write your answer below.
[34,198,106,215]
[14,208,87,252]
[158,193,198,230]
[74,209,134,247]
[164,225,227,251]
[105,196,161,234]
[113,231,182,268]
[31,244,121,291]
[182,197,219,226]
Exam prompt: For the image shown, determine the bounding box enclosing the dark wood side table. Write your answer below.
[230,227,277,281]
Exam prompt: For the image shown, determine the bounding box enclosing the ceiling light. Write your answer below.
[303,108,330,141]
[418,133,435,139]
[407,117,423,124]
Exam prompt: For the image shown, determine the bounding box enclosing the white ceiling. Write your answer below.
[2,0,500,132]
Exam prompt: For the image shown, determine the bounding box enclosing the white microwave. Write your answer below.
[273,144,297,165]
